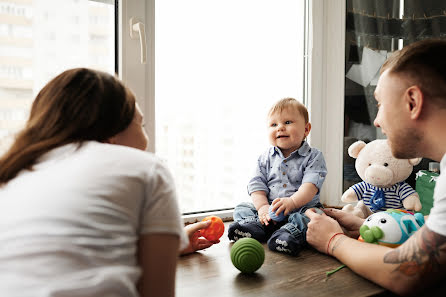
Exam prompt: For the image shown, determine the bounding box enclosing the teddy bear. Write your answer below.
[342,139,422,219]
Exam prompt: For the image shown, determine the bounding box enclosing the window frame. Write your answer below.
[121,0,346,220]
[307,0,345,207]
[119,0,155,153]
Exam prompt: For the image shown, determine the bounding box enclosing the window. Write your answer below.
[0,0,343,213]
[0,0,115,154]
[154,0,305,213]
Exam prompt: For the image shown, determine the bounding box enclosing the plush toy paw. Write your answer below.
[342,203,369,219]
[342,204,355,213]
[403,194,422,212]
[341,188,358,203]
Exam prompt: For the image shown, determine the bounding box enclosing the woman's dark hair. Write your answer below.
[0,68,136,185]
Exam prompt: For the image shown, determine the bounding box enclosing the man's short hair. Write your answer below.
[381,39,446,108]
[268,97,309,124]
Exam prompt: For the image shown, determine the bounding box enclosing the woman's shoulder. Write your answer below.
[71,142,174,186]
[86,141,152,156]
[79,141,167,171]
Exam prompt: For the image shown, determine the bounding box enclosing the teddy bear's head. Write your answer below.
[348,139,421,188]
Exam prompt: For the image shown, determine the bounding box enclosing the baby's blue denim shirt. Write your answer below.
[247,141,327,206]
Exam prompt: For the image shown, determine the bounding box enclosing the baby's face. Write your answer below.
[267,107,310,157]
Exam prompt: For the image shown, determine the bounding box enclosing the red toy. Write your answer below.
[200,216,225,241]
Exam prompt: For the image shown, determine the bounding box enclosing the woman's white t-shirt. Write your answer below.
[0,141,188,297]
[426,153,446,237]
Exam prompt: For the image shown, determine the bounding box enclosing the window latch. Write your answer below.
[129,17,147,64]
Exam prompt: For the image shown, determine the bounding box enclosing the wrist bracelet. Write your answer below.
[326,232,344,256]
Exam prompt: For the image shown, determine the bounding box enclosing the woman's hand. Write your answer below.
[180,220,219,255]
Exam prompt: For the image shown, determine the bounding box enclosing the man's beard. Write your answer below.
[388,128,423,159]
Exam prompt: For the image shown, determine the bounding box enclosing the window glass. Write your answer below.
[155,0,305,213]
[0,0,115,154]
[343,0,446,193]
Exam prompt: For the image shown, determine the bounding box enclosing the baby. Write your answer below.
[228,98,327,256]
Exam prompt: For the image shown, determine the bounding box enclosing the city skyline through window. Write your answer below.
[0,0,115,154]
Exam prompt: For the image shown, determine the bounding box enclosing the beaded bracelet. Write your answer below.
[326,232,344,256]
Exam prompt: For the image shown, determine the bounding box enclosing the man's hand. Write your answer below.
[305,208,344,254]
[271,197,296,217]
[322,208,365,238]
[180,220,219,255]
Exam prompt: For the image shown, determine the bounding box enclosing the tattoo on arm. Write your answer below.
[383,226,446,277]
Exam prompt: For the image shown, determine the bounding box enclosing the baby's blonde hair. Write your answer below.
[268,97,309,124]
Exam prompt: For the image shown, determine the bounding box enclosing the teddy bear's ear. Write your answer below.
[348,141,367,159]
[408,157,422,166]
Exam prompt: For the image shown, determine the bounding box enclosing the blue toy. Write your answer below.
[359,209,425,247]
[268,204,286,222]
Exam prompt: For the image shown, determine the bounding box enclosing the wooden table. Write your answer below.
[176,223,392,297]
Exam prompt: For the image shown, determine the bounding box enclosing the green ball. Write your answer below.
[230,238,265,273]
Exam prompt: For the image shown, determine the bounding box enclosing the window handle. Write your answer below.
[129,17,147,64]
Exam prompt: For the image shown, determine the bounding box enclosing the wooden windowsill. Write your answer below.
[176,222,391,297]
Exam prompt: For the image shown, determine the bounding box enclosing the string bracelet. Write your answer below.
[326,232,344,256]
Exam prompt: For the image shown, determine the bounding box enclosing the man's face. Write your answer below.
[373,70,422,159]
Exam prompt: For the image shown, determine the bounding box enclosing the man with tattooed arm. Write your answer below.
[305,39,446,296]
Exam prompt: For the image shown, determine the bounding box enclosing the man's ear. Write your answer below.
[405,85,424,120]
[304,122,311,137]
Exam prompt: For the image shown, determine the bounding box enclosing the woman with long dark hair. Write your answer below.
[0,68,188,297]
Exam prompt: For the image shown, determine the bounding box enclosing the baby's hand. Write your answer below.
[271,197,296,216]
[258,205,271,225]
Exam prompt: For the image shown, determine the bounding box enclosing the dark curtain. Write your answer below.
[346,0,446,45]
